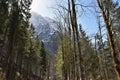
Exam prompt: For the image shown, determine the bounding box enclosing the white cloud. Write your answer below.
[31,0,55,18]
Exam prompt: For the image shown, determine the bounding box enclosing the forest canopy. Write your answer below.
[0,0,120,80]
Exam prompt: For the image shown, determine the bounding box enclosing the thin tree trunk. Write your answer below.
[97,14,109,80]
[95,36,103,80]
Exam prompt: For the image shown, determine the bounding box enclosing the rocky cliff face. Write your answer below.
[30,12,59,53]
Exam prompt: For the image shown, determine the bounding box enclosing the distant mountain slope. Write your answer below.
[30,12,59,53]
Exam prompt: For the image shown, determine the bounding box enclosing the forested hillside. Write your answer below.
[0,0,120,80]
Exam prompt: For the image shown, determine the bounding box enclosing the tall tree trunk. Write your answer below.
[5,2,20,80]
[95,36,103,80]
[97,0,120,79]
[97,14,109,80]
[71,0,84,79]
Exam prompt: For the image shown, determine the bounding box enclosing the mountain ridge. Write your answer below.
[30,12,59,53]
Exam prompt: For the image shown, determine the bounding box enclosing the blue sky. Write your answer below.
[31,0,98,36]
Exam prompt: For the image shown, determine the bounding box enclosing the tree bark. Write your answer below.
[97,0,120,79]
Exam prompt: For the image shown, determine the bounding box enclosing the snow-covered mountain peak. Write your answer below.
[30,12,59,53]
[30,12,47,27]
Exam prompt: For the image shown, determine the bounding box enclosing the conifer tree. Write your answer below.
[40,42,47,80]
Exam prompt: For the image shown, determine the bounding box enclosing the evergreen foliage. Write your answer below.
[0,0,120,80]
